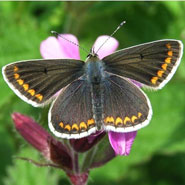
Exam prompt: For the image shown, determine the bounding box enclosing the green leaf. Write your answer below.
[3,147,62,185]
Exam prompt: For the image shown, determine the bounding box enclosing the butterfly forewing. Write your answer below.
[103,40,183,89]
[103,75,152,132]
[2,59,85,107]
[49,79,96,139]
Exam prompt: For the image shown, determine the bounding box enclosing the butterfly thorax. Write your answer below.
[85,55,105,83]
[85,54,105,130]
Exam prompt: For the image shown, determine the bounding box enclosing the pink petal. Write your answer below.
[40,34,80,59]
[108,131,137,156]
[93,35,119,59]
[40,36,65,59]
[58,34,80,59]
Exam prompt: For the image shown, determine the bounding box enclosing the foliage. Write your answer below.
[3,148,61,185]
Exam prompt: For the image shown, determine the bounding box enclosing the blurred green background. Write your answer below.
[0,1,185,185]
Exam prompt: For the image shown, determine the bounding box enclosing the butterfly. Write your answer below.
[2,39,183,139]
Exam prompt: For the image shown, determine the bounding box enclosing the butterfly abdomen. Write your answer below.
[91,83,104,130]
[85,56,105,130]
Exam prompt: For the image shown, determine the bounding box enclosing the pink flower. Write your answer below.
[108,131,137,156]
[40,34,137,156]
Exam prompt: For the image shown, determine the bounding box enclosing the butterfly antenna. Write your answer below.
[51,31,89,55]
[95,20,126,55]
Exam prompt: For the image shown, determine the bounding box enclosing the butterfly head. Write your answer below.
[86,48,99,62]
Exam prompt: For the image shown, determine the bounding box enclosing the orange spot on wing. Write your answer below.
[28,89,35,96]
[64,124,71,132]
[87,119,95,127]
[162,63,167,70]
[14,66,18,72]
[138,112,142,118]
[115,117,123,125]
[124,117,131,125]
[17,79,24,85]
[165,57,171,64]
[104,116,114,124]
[72,124,79,131]
[59,122,64,128]
[157,70,164,77]
[168,51,173,56]
[23,84,29,91]
[35,94,43,101]
[151,77,158,84]
[14,73,20,79]
[166,43,171,49]
[131,116,137,123]
[80,122,87,130]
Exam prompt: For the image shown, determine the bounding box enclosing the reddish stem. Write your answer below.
[67,172,89,185]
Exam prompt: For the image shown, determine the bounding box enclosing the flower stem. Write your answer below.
[67,172,89,185]
[81,144,98,172]
[74,152,79,174]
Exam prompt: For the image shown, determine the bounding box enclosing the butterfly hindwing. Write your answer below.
[2,59,85,107]
[49,79,96,139]
[103,75,152,132]
[103,40,183,89]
